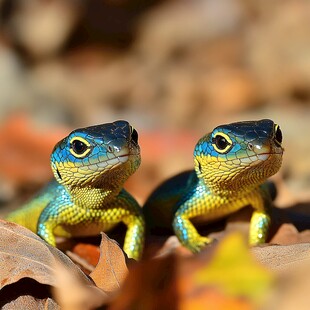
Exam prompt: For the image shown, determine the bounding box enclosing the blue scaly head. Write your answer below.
[194,119,284,194]
[50,120,140,189]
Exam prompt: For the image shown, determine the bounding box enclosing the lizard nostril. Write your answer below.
[107,145,114,153]
[248,143,254,151]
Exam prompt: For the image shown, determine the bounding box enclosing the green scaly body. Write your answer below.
[144,119,284,252]
[6,121,145,260]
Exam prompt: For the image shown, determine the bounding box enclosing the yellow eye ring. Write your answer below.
[212,132,233,154]
[69,137,91,158]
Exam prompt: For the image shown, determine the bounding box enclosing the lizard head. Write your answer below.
[194,119,284,194]
[50,120,140,188]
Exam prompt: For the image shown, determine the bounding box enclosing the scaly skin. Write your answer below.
[6,121,145,260]
[144,119,284,253]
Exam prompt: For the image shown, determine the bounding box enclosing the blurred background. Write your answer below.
[0,0,309,211]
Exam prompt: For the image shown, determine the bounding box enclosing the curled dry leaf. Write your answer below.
[0,219,107,308]
[53,261,108,310]
[90,233,128,293]
[0,219,92,289]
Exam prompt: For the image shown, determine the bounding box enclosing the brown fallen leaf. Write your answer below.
[0,278,59,310]
[2,295,59,310]
[0,219,107,308]
[252,242,310,272]
[71,243,101,271]
[53,261,108,310]
[108,233,310,309]
[155,236,192,258]
[0,219,92,289]
[65,243,102,275]
[66,250,95,275]
[110,233,272,310]
[109,254,178,310]
[270,223,310,245]
[90,233,128,293]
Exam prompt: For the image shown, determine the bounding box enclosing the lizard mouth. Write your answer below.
[224,152,283,166]
[118,150,141,162]
[80,146,140,172]
[118,153,130,163]
[96,153,130,169]
[257,151,283,161]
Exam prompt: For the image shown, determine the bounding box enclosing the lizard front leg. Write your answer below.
[97,206,144,260]
[249,211,271,245]
[173,211,212,253]
[248,189,272,245]
[37,202,75,246]
[94,203,145,260]
[117,191,145,260]
[172,188,215,253]
[123,214,145,260]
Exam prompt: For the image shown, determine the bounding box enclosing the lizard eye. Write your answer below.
[212,132,233,154]
[72,140,87,154]
[274,124,282,146]
[131,127,139,144]
[70,137,91,158]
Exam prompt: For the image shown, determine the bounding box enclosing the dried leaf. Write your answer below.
[155,236,192,258]
[270,223,310,245]
[0,219,107,309]
[0,219,92,289]
[72,243,101,269]
[0,278,58,309]
[252,242,310,272]
[66,250,95,274]
[66,243,102,275]
[90,233,128,292]
[53,261,108,310]
[2,295,59,310]
[109,254,178,310]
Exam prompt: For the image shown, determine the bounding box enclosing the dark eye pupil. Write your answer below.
[72,140,87,154]
[215,136,229,150]
[275,127,282,144]
[131,128,138,144]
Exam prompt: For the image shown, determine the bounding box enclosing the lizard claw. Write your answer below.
[187,236,214,253]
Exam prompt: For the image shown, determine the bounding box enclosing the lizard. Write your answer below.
[6,120,145,260]
[143,119,284,253]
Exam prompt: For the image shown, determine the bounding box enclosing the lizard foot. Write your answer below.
[187,236,214,253]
